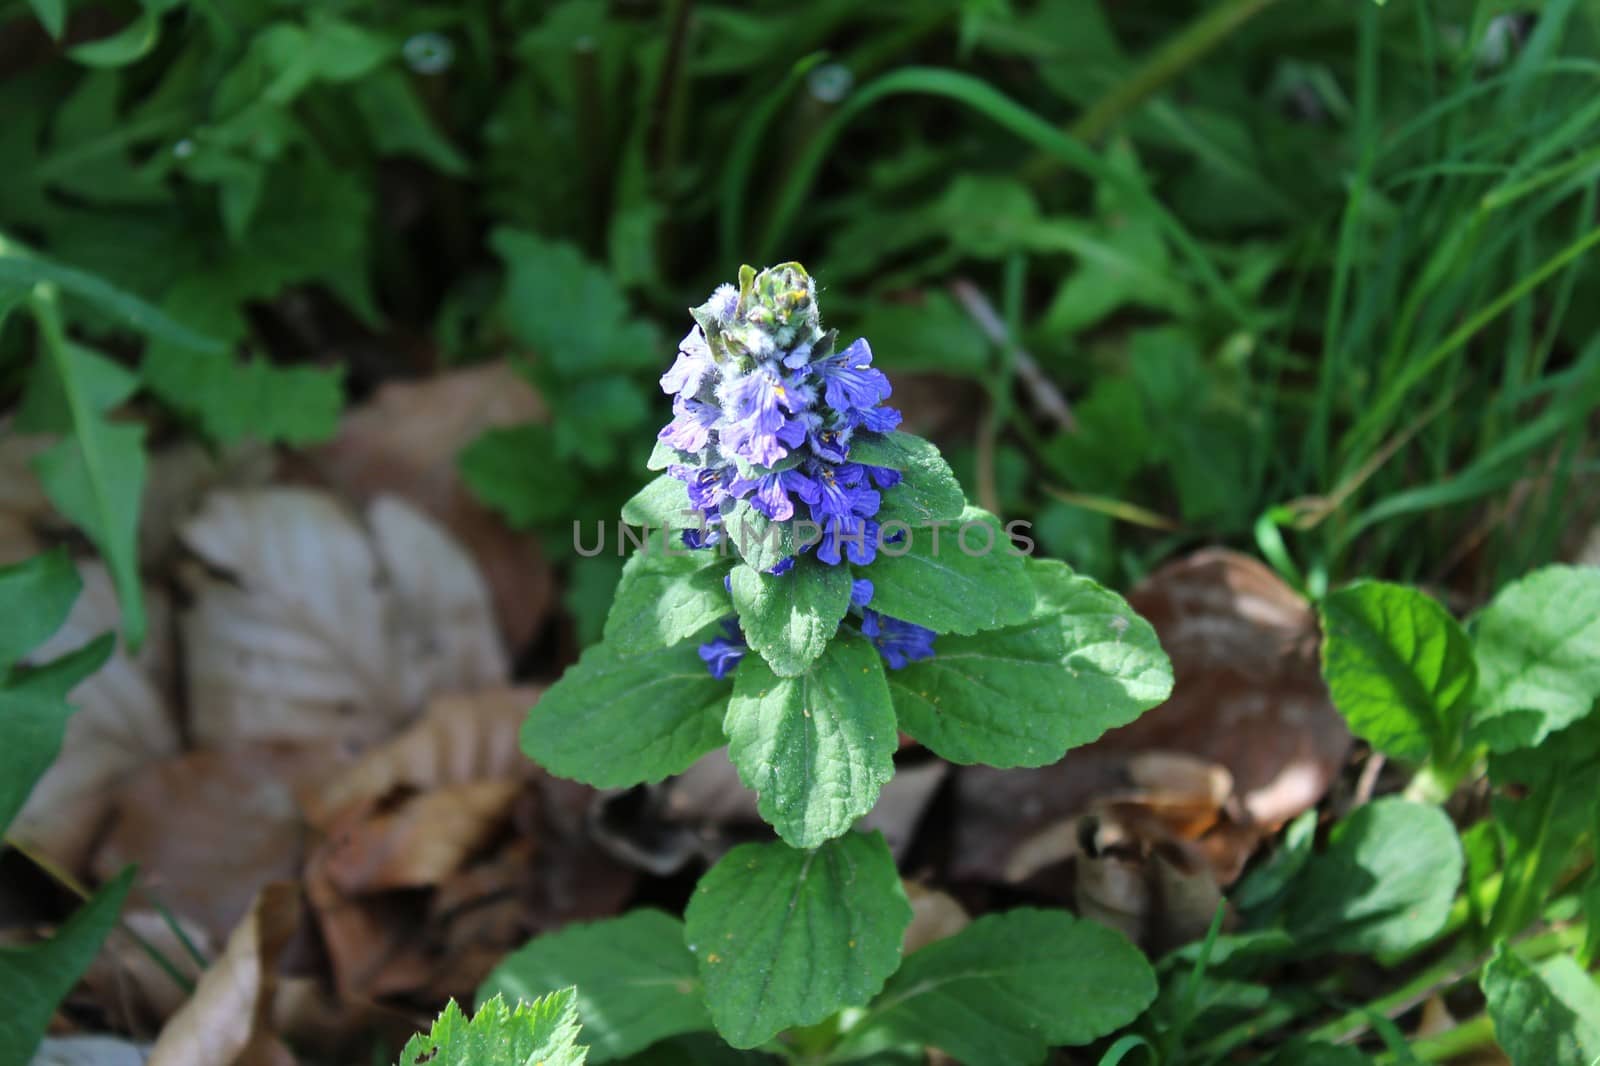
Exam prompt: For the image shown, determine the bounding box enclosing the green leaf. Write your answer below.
[845,431,966,527]
[1483,948,1600,1066]
[1471,565,1600,752]
[839,909,1157,1066]
[16,343,138,431]
[479,911,709,1063]
[1282,797,1462,956]
[0,549,80,672]
[603,550,732,656]
[522,638,729,787]
[399,990,588,1066]
[620,475,694,529]
[32,418,147,650]
[648,438,691,472]
[728,558,851,677]
[491,230,659,376]
[352,69,469,175]
[69,11,160,67]
[0,254,225,354]
[722,501,801,573]
[1319,581,1477,764]
[725,634,895,847]
[0,867,135,1065]
[683,832,910,1049]
[28,0,66,40]
[1262,1041,1376,1066]
[142,278,343,445]
[460,424,583,528]
[865,506,1033,635]
[886,560,1171,766]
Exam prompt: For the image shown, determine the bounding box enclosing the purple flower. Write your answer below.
[814,338,891,414]
[861,610,936,669]
[842,403,903,434]
[817,515,879,566]
[729,467,811,522]
[672,463,735,513]
[658,396,722,453]
[661,328,716,398]
[718,363,808,466]
[850,578,874,607]
[863,464,902,489]
[698,619,747,679]
[796,463,880,524]
[767,557,796,576]
[802,416,853,463]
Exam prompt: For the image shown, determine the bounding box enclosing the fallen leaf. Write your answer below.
[178,489,508,751]
[302,362,554,649]
[317,779,522,894]
[300,687,536,829]
[145,883,302,1066]
[1108,549,1350,830]
[138,441,276,570]
[90,748,322,944]
[31,1036,150,1066]
[14,563,179,872]
[859,761,948,861]
[902,883,971,954]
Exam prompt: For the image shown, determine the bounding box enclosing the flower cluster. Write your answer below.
[698,578,936,680]
[655,264,937,677]
[657,264,904,566]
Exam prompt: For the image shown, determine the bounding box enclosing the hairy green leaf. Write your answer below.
[846,431,966,527]
[399,990,587,1066]
[725,634,895,846]
[684,831,910,1049]
[522,638,729,787]
[1471,565,1600,752]
[887,560,1171,765]
[603,550,732,656]
[866,506,1033,635]
[840,909,1157,1066]
[1319,581,1477,763]
[620,475,694,529]
[729,558,851,677]
[723,501,800,573]
[0,867,134,1064]
[480,911,708,1063]
[1483,947,1600,1066]
[1283,797,1462,956]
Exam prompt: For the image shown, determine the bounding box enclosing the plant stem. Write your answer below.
[1383,1013,1495,1064]
[1021,0,1281,180]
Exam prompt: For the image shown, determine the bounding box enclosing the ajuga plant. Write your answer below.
[503,264,1177,1063]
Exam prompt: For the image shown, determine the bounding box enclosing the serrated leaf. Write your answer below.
[839,909,1155,1066]
[886,560,1171,766]
[729,558,851,677]
[0,549,80,672]
[866,507,1033,635]
[491,230,659,376]
[399,990,588,1066]
[1283,797,1462,956]
[479,911,710,1062]
[1319,581,1477,764]
[846,431,966,527]
[603,549,732,655]
[460,424,583,528]
[1470,565,1600,752]
[0,867,134,1065]
[522,638,729,787]
[684,832,910,1049]
[620,475,694,529]
[32,419,146,651]
[1483,948,1600,1066]
[725,634,895,846]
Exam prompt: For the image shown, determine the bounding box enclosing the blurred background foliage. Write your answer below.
[2,0,1598,642]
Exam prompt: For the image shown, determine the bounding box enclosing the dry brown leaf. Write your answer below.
[318,779,522,894]
[300,686,536,829]
[302,362,554,649]
[32,1036,150,1066]
[14,563,179,871]
[146,883,303,1066]
[1108,549,1349,830]
[90,748,322,944]
[138,442,276,569]
[178,489,508,751]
